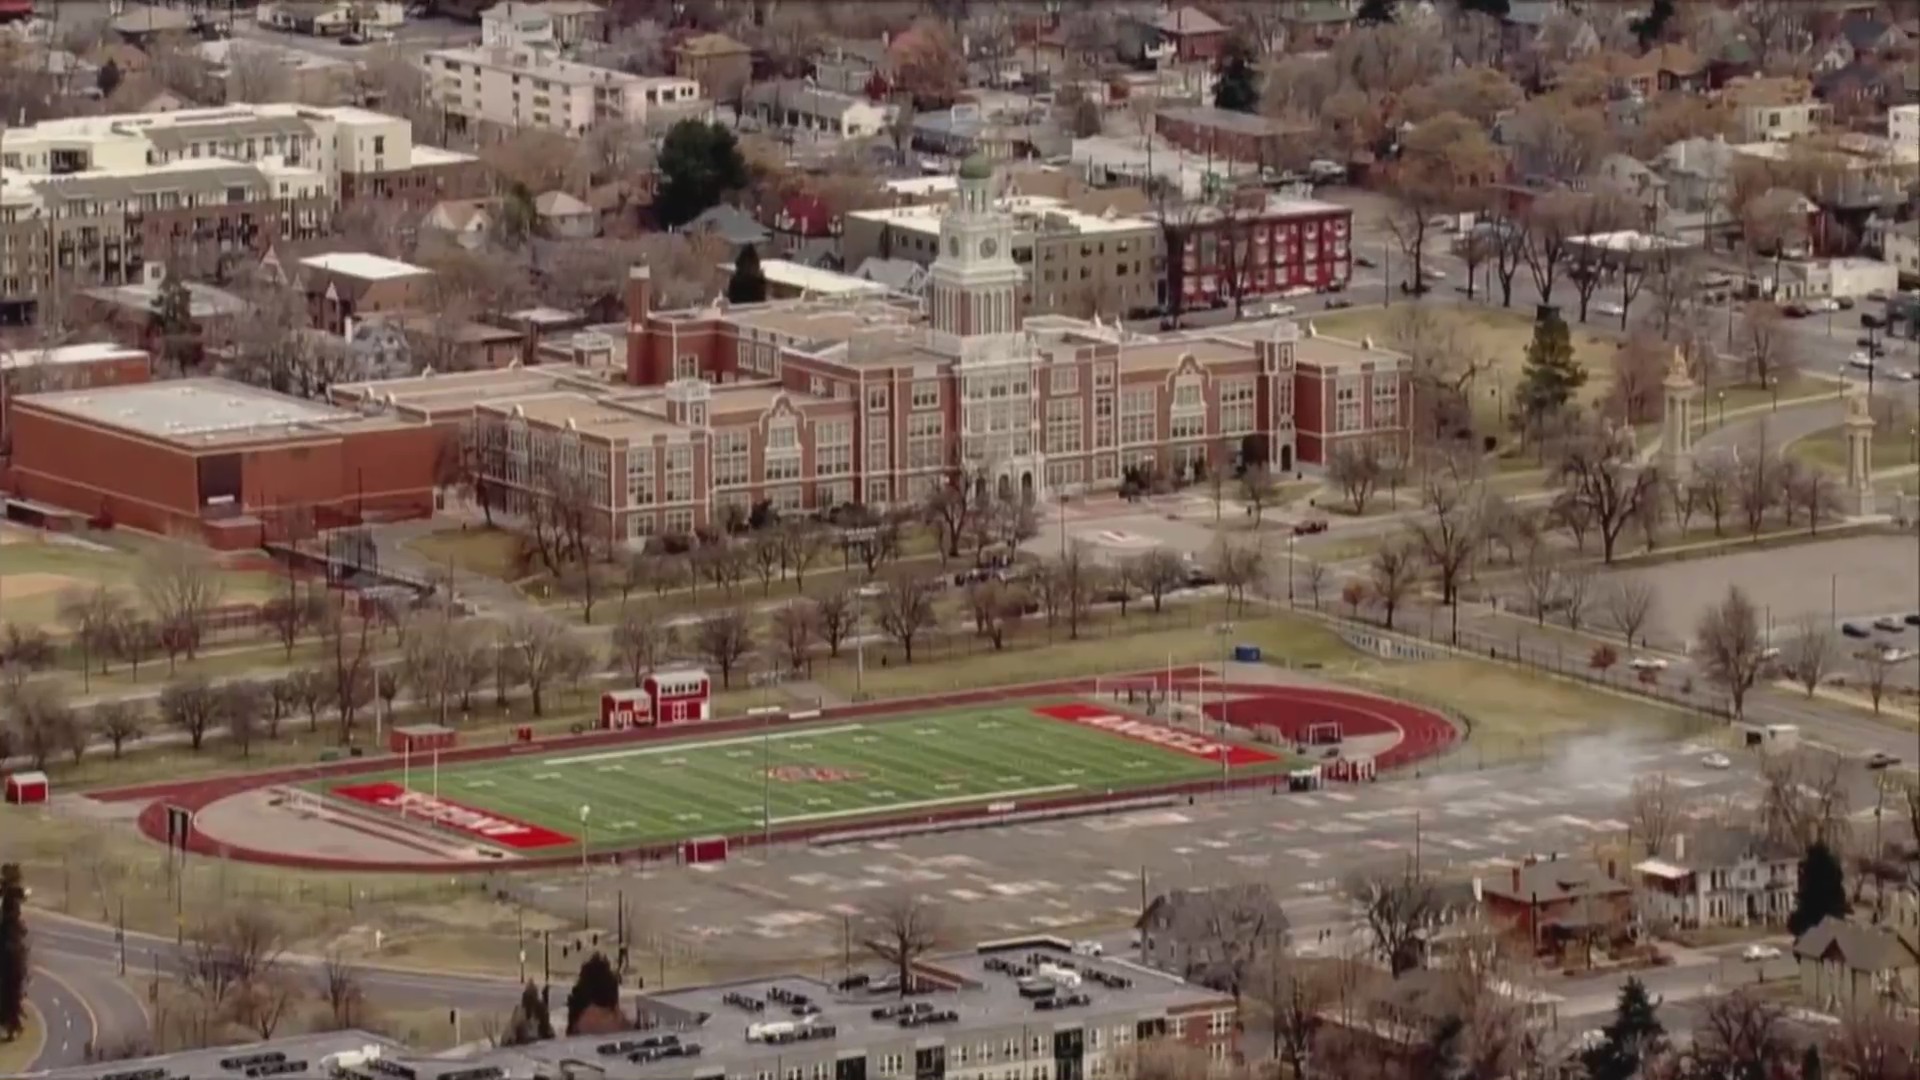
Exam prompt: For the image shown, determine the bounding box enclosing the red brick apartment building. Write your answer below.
[5,378,445,547]
[1159,194,1354,311]
[1154,106,1315,168]
[296,253,437,334]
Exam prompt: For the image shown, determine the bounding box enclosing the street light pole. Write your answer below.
[579,804,592,929]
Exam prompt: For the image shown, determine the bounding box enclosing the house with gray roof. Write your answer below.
[853,257,928,298]
[1794,914,1920,1012]
[1633,825,1800,931]
[685,203,770,249]
[742,79,896,141]
[1136,883,1288,990]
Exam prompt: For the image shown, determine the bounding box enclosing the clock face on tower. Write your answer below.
[980,237,998,258]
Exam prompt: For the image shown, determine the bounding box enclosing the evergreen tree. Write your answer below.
[1355,0,1396,26]
[1517,308,1586,431]
[1581,977,1665,1080]
[152,268,197,373]
[1800,1044,1823,1080]
[727,244,769,305]
[1788,841,1850,937]
[564,952,623,1036]
[97,58,123,99]
[1211,37,1260,114]
[0,862,27,1039]
[654,119,750,229]
[1631,0,1676,49]
[508,981,554,1043]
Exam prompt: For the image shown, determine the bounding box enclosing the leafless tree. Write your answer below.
[1368,542,1419,631]
[157,674,222,752]
[180,909,285,1019]
[1134,549,1187,614]
[1787,466,1841,535]
[812,589,857,659]
[693,609,753,689]
[770,601,817,674]
[777,520,830,593]
[1688,991,1790,1077]
[1240,465,1279,527]
[219,680,268,758]
[138,544,226,662]
[1691,453,1737,536]
[1411,459,1482,640]
[1696,585,1767,719]
[320,950,366,1031]
[861,890,942,998]
[1518,543,1562,625]
[500,615,589,716]
[1775,614,1835,697]
[873,571,941,664]
[1328,441,1385,514]
[1857,649,1899,716]
[1759,751,1853,851]
[1827,1005,1920,1080]
[231,973,299,1040]
[1047,546,1103,640]
[1348,865,1441,977]
[57,584,129,687]
[1212,540,1267,615]
[610,603,673,686]
[1626,773,1687,857]
[1553,422,1660,564]
[965,581,1026,651]
[1602,577,1658,647]
[748,531,783,597]
[92,700,146,758]
[1560,563,1598,633]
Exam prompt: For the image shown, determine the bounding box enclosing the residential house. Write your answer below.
[1815,59,1920,122]
[1610,43,1708,97]
[767,193,841,266]
[1633,826,1799,931]
[1836,12,1911,57]
[1315,968,1564,1066]
[1481,854,1635,957]
[685,204,770,250]
[1500,0,1563,56]
[852,257,928,299]
[1654,137,1741,247]
[1794,915,1920,1012]
[673,32,752,104]
[742,80,895,141]
[1722,76,1833,141]
[1595,153,1671,231]
[259,0,402,36]
[1279,1,1356,51]
[1137,884,1289,989]
[480,1,555,47]
[536,0,604,46]
[1887,220,1920,282]
[1145,6,1228,64]
[534,190,596,239]
[296,253,436,335]
[423,199,495,249]
[810,41,888,97]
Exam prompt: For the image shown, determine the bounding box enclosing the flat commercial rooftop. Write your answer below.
[0,342,146,370]
[21,377,366,445]
[300,251,433,281]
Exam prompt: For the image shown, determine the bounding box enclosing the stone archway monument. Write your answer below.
[1843,385,1875,517]
[1658,346,1697,480]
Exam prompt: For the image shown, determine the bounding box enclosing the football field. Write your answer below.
[317,701,1294,855]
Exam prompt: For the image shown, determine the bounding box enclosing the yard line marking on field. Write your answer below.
[673,812,704,822]
[934,783,961,792]
[662,757,687,765]
[597,765,626,773]
[852,735,878,744]
[772,785,1076,826]
[726,749,754,759]
[542,724,864,765]
[532,772,561,781]
[464,780,496,789]
[611,820,639,831]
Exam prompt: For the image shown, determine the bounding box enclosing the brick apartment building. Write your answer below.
[672,32,753,102]
[1154,106,1315,168]
[5,378,445,546]
[296,252,437,334]
[0,104,482,325]
[1157,192,1355,313]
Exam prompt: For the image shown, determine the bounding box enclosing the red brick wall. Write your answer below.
[7,408,201,533]
[630,317,733,386]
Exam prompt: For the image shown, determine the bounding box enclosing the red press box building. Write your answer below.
[389,723,457,755]
[4,771,49,804]
[4,377,448,548]
[600,668,712,729]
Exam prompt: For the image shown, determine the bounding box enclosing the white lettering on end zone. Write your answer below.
[377,789,532,838]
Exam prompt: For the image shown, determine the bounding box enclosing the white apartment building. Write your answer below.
[741,80,896,140]
[479,0,604,47]
[1887,220,1920,282]
[1892,104,1920,153]
[0,103,456,201]
[425,45,705,135]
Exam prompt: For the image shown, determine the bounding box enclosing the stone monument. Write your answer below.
[1658,346,1697,480]
[1843,385,1875,517]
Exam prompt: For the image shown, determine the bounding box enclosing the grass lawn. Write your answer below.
[1311,306,1616,429]
[0,1008,42,1075]
[312,702,1297,854]
[1346,659,1708,763]
[814,611,1356,700]
[403,526,524,582]
[0,528,285,630]
[1787,422,1917,474]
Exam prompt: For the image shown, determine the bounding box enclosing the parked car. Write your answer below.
[1420,267,1446,281]
[1595,301,1625,317]
[1325,297,1353,309]
[1867,752,1902,769]
[1742,944,1782,961]
[1836,296,1855,310]
[1873,615,1904,632]
[1629,656,1669,671]
[1847,352,1876,369]
[1861,313,1883,329]
[1701,752,1732,769]
[1904,612,1920,626]
[1841,622,1871,638]
[1354,254,1376,268]
[1292,519,1328,536]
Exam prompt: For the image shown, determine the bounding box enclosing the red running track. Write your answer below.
[100,672,1457,873]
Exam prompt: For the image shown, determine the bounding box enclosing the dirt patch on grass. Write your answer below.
[1,571,88,599]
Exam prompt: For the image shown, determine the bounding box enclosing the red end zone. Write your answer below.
[330,782,575,850]
[1033,704,1279,766]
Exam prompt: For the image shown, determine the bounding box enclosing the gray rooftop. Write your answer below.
[21,377,356,443]
[26,940,1228,1080]
[35,162,271,203]
[34,1030,409,1080]
[82,279,250,319]
[143,114,316,152]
